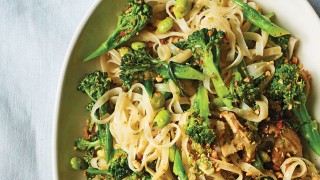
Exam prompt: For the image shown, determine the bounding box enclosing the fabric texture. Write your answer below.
[0,0,319,179]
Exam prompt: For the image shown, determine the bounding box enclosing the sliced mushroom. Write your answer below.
[220,111,257,162]
[262,123,302,167]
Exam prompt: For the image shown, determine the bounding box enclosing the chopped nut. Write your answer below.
[254,109,260,115]
[276,172,284,179]
[156,75,163,83]
[211,151,218,159]
[265,71,271,77]
[243,77,250,83]
[208,30,213,36]
[291,56,298,64]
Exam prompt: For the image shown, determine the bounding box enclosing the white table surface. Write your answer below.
[0,0,319,179]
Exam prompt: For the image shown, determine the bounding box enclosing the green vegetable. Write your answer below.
[270,34,291,57]
[78,71,114,162]
[156,17,174,34]
[186,86,216,146]
[171,146,188,180]
[70,157,87,170]
[186,28,233,108]
[258,150,271,163]
[267,63,320,155]
[119,48,205,94]
[232,0,290,37]
[83,0,153,61]
[118,47,132,57]
[248,12,275,33]
[97,123,113,163]
[173,0,192,19]
[169,146,176,162]
[74,138,100,151]
[229,61,261,107]
[131,41,147,51]
[153,109,171,127]
[150,92,166,109]
[87,149,132,179]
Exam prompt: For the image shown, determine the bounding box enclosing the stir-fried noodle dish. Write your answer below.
[69,0,320,179]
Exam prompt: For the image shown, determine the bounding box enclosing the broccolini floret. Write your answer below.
[270,34,291,57]
[119,48,205,93]
[74,138,100,151]
[78,71,114,114]
[186,86,216,146]
[230,61,261,107]
[77,71,114,163]
[186,28,233,108]
[267,63,320,155]
[84,0,153,61]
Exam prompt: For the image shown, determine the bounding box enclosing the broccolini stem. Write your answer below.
[157,63,205,81]
[231,0,289,37]
[171,146,188,180]
[168,61,186,96]
[248,12,275,33]
[105,123,113,163]
[83,29,122,61]
[86,168,109,175]
[204,49,233,108]
[144,81,154,98]
[293,104,320,155]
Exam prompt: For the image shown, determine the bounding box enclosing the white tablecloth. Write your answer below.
[0,0,319,179]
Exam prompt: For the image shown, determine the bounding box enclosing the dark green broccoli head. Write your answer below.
[74,138,100,151]
[230,71,260,107]
[267,63,306,110]
[78,71,113,102]
[119,49,161,89]
[83,0,153,61]
[271,34,290,57]
[186,112,216,146]
[117,0,153,41]
[187,28,226,60]
[84,148,95,164]
[107,149,133,180]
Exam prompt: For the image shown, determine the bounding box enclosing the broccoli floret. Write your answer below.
[267,63,320,155]
[267,64,304,109]
[77,71,115,164]
[106,149,132,180]
[119,48,205,95]
[230,61,261,107]
[86,149,132,180]
[186,28,233,108]
[270,34,290,58]
[186,86,216,146]
[78,71,114,115]
[186,115,216,146]
[84,148,95,164]
[84,0,153,61]
[74,138,100,151]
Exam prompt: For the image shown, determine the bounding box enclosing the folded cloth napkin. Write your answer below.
[310,0,320,16]
[0,0,94,179]
[0,0,318,180]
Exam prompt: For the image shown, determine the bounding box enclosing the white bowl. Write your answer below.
[52,0,320,179]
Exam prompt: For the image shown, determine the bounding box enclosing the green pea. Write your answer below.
[156,17,174,34]
[258,150,271,162]
[151,92,166,110]
[169,146,177,162]
[70,157,87,170]
[153,109,171,128]
[131,42,146,51]
[173,0,192,19]
[117,47,132,57]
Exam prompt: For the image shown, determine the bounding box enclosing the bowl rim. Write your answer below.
[51,0,320,179]
[51,0,102,179]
